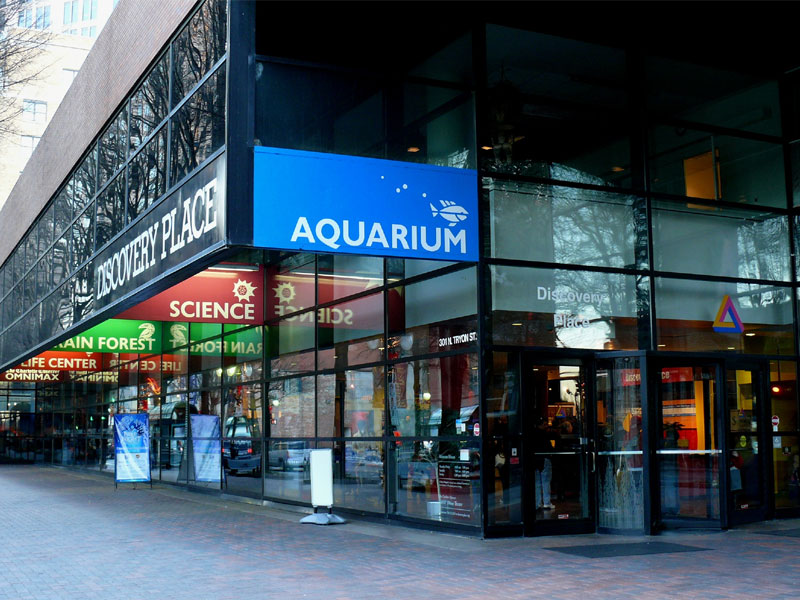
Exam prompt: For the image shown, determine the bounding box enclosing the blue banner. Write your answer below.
[190,415,221,483]
[253,147,478,261]
[113,413,151,483]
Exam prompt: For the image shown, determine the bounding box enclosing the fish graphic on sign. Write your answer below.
[430,200,469,226]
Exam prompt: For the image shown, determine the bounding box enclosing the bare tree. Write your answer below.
[0,0,53,140]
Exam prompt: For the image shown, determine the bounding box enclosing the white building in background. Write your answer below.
[0,0,117,210]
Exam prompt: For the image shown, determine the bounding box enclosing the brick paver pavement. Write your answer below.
[1,465,798,599]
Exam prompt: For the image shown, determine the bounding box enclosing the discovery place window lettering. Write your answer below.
[491,265,644,350]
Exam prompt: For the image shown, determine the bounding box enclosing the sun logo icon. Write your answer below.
[273,282,295,305]
[232,279,257,302]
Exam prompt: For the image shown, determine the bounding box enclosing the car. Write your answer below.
[268,441,310,471]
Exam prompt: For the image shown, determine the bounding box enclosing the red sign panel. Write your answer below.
[119,265,263,324]
[621,367,695,386]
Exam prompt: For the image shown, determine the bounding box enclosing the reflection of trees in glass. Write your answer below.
[170,64,226,184]
[488,179,637,269]
[130,53,169,151]
[171,0,227,107]
[736,216,788,281]
[127,129,166,222]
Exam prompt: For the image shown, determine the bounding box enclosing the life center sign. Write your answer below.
[253,147,478,261]
[93,155,226,310]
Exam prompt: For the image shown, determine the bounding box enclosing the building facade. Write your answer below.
[2,0,800,537]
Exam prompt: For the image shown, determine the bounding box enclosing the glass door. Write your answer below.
[523,359,592,534]
[596,356,645,532]
[656,363,722,526]
[725,364,767,524]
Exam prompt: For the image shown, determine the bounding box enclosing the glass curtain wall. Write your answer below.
[482,23,798,532]
[0,0,228,368]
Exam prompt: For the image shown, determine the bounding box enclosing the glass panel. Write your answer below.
[488,181,641,269]
[596,356,644,531]
[649,127,786,208]
[170,63,226,184]
[386,258,457,283]
[222,384,262,438]
[388,268,477,359]
[491,265,645,350]
[267,376,314,438]
[317,293,384,370]
[95,173,125,248]
[266,253,315,320]
[646,57,780,137]
[223,437,262,498]
[264,439,311,503]
[656,278,794,354]
[171,0,227,106]
[528,364,588,521]
[391,439,481,526]
[773,435,800,509]
[318,254,383,304]
[727,368,763,512]
[316,368,385,438]
[222,326,263,384]
[658,365,720,521]
[654,201,789,281]
[335,440,384,513]
[770,361,797,432]
[483,25,629,185]
[128,129,167,222]
[255,61,475,168]
[388,354,478,438]
[129,52,169,151]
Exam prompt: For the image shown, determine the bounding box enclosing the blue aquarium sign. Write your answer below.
[253,147,478,261]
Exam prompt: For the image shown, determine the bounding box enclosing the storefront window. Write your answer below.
[646,57,780,137]
[654,201,790,281]
[389,354,478,438]
[488,181,641,269]
[649,127,785,208]
[484,25,629,186]
[317,293,383,370]
[596,357,644,530]
[391,439,481,526]
[655,278,794,353]
[491,265,645,350]
[267,376,314,438]
[318,254,383,304]
[255,61,475,168]
[334,440,384,513]
[388,267,477,359]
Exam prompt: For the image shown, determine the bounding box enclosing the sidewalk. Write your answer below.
[1,465,797,599]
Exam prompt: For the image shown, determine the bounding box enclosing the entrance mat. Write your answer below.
[543,542,708,558]
[762,528,800,537]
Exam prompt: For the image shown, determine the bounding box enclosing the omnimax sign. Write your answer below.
[253,147,478,261]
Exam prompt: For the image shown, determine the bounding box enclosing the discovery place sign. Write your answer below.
[253,147,478,261]
[93,155,226,310]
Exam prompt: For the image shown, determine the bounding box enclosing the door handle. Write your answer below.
[591,450,596,473]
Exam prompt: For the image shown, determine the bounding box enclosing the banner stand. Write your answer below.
[113,413,153,489]
[300,449,346,525]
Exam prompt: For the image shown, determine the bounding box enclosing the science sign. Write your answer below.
[253,147,478,261]
[118,265,263,325]
[93,155,226,311]
[113,413,151,483]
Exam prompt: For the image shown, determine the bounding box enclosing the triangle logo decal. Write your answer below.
[713,295,744,333]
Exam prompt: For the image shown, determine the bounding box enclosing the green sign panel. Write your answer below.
[54,319,162,354]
